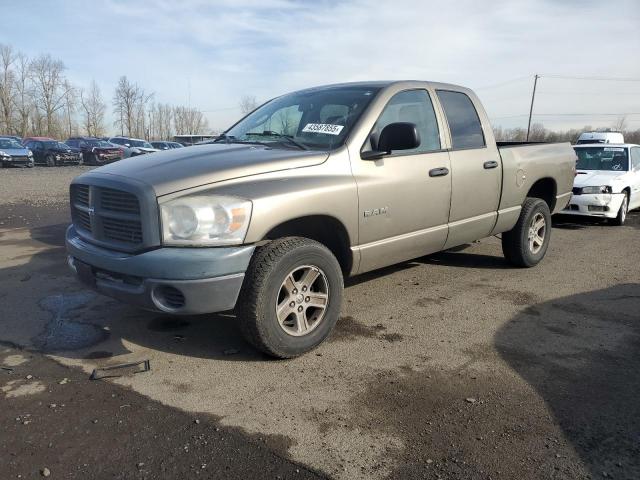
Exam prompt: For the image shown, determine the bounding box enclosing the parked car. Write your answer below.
[0,137,34,168]
[150,141,184,150]
[65,137,125,165]
[24,139,82,166]
[563,144,640,225]
[108,137,159,157]
[66,80,575,358]
[576,131,624,145]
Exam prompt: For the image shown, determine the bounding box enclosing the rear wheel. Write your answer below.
[237,237,343,358]
[611,192,628,226]
[502,198,552,268]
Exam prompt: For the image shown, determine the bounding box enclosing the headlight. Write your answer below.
[55,154,61,160]
[27,151,33,157]
[0,150,9,158]
[160,194,252,246]
[581,185,612,194]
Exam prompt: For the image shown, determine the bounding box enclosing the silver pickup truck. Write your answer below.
[66,81,575,358]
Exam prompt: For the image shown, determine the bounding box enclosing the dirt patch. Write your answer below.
[330,316,403,343]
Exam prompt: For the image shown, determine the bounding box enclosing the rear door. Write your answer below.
[436,90,502,248]
[354,89,452,273]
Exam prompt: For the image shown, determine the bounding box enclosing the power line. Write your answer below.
[540,74,640,82]
[474,76,532,90]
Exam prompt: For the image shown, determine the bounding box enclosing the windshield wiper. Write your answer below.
[246,131,309,150]
[213,133,237,144]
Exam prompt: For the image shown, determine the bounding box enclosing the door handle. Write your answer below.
[429,167,449,177]
[483,160,499,169]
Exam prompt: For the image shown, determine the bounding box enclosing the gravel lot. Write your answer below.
[1,167,639,479]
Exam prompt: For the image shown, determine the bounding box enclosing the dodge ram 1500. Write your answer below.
[66,81,576,358]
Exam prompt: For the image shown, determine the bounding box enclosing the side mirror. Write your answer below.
[361,122,420,160]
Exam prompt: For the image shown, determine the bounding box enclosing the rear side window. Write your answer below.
[372,89,441,154]
[437,90,485,149]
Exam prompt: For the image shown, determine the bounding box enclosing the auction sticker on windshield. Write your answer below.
[302,123,344,135]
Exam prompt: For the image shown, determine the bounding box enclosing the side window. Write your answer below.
[631,147,640,171]
[436,90,486,149]
[371,89,441,154]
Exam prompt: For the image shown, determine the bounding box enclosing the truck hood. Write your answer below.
[91,143,329,196]
[574,170,628,188]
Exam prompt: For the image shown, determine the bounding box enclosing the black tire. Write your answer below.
[610,191,628,226]
[236,237,343,359]
[45,155,56,167]
[502,198,552,268]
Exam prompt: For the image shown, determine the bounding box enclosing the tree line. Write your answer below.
[494,120,640,145]
[0,43,209,140]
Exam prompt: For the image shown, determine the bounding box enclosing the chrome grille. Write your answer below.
[70,184,145,250]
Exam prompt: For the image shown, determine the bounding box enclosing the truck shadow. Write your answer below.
[495,285,640,477]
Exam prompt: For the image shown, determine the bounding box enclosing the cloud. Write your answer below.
[4,0,640,131]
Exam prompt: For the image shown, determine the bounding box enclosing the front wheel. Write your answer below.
[502,198,552,268]
[610,192,628,226]
[236,237,343,358]
[45,155,56,167]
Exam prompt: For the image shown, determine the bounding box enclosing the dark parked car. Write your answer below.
[24,139,82,166]
[108,137,159,157]
[0,137,34,167]
[150,141,184,150]
[66,137,124,165]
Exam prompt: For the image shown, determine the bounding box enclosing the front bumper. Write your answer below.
[2,156,33,167]
[562,193,625,219]
[65,226,255,314]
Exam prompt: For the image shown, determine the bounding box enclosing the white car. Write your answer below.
[564,144,640,225]
[576,131,624,145]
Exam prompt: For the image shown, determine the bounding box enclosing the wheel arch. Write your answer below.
[263,215,353,275]
[526,177,557,212]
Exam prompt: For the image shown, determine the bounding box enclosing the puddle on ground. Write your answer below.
[35,293,109,352]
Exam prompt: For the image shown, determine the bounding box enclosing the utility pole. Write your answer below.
[526,74,539,141]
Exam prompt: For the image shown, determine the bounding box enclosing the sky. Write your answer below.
[2,0,640,134]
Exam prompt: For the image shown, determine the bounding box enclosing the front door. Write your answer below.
[353,89,452,273]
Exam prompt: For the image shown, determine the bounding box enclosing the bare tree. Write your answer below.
[239,95,258,115]
[13,53,33,137]
[0,44,16,133]
[612,115,627,132]
[173,105,209,135]
[112,76,153,137]
[79,80,106,137]
[149,102,174,140]
[62,79,78,138]
[30,53,71,137]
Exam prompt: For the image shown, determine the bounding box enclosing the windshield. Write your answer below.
[129,139,153,148]
[224,85,381,151]
[86,139,112,148]
[43,141,71,149]
[575,147,629,171]
[0,138,23,149]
